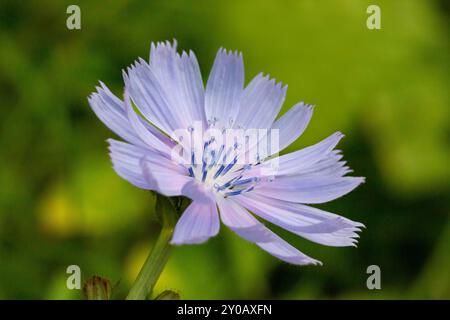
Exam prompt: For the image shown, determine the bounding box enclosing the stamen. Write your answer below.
[202,169,208,182]
[183,127,259,197]
[208,150,216,169]
[230,177,258,187]
[220,156,237,176]
[225,186,254,197]
[216,175,241,191]
[213,164,225,179]
[209,144,224,168]
[225,190,242,197]
[213,144,235,178]
[190,149,196,168]
[201,159,208,182]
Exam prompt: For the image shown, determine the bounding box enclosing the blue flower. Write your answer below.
[89,40,364,265]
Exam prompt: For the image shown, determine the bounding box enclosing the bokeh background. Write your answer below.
[0,0,449,299]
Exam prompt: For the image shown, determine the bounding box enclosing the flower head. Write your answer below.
[89,40,364,265]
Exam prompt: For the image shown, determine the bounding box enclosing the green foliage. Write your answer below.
[0,0,448,299]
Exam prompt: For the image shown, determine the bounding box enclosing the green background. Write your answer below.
[0,0,449,299]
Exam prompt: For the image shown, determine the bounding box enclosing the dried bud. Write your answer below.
[155,290,180,300]
[83,276,112,300]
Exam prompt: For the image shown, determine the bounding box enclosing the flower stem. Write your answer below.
[126,194,178,300]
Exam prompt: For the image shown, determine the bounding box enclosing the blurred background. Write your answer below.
[0,0,449,299]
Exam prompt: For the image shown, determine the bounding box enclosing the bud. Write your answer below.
[155,290,181,300]
[83,276,112,300]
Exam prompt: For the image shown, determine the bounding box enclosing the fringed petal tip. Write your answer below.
[335,217,365,246]
[122,58,149,77]
[334,131,345,140]
[286,256,322,266]
[311,259,323,266]
[255,72,287,92]
[286,258,323,266]
[217,47,243,59]
[288,255,323,266]
[150,39,178,57]
[342,223,365,248]
[89,80,110,96]
[293,101,315,112]
[263,248,324,266]
[151,39,177,48]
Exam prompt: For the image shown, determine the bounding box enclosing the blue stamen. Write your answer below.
[213,164,225,179]
[221,143,238,165]
[208,150,216,169]
[201,158,209,182]
[210,144,224,168]
[216,175,241,191]
[231,177,258,187]
[225,190,243,197]
[225,186,255,197]
[202,169,208,182]
[221,157,237,176]
[190,150,196,167]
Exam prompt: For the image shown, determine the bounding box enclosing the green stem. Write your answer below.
[126,195,178,300]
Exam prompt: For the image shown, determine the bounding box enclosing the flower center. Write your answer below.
[185,136,260,198]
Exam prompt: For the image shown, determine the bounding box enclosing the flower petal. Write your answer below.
[149,41,206,128]
[239,102,313,164]
[171,194,220,245]
[254,175,365,204]
[140,157,192,197]
[216,197,320,265]
[108,139,191,195]
[124,90,175,155]
[259,132,344,176]
[236,73,286,129]
[88,82,147,147]
[257,233,322,265]
[293,150,351,179]
[124,59,178,135]
[205,48,244,129]
[235,193,363,247]
[108,139,154,189]
[270,102,314,154]
[216,196,274,243]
